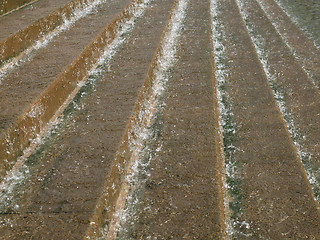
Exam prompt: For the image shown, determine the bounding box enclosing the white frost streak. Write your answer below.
[236,0,320,203]
[110,0,189,238]
[272,0,320,49]
[210,0,238,237]
[0,0,106,82]
[255,0,318,88]
[0,0,152,216]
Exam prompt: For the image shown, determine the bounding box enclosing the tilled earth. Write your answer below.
[0,0,319,239]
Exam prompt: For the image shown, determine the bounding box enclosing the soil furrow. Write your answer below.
[0,0,69,41]
[0,0,319,238]
[0,0,174,238]
[0,0,39,17]
[124,0,226,238]
[85,0,188,237]
[0,0,113,68]
[273,0,320,48]
[0,0,132,180]
[0,0,128,122]
[215,0,320,238]
[238,0,320,204]
[256,0,320,88]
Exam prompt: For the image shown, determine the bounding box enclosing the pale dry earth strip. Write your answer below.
[256,0,320,89]
[0,0,174,238]
[116,0,226,238]
[237,0,320,203]
[215,0,320,238]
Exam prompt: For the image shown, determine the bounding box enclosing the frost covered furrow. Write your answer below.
[0,0,151,215]
[236,0,320,202]
[103,1,189,238]
[210,0,250,237]
[0,0,106,83]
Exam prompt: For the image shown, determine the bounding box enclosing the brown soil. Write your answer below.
[257,0,320,88]
[0,0,174,238]
[0,0,319,239]
[217,0,320,238]
[0,0,131,139]
[130,0,225,239]
[0,0,38,16]
[241,0,320,199]
[0,0,70,41]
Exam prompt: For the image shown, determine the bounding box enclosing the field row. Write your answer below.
[0,0,319,238]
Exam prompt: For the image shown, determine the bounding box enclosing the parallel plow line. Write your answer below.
[84,0,192,238]
[256,0,320,89]
[0,0,106,69]
[0,0,150,183]
[211,0,320,238]
[237,0,320,202]
[0,0,39,17]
